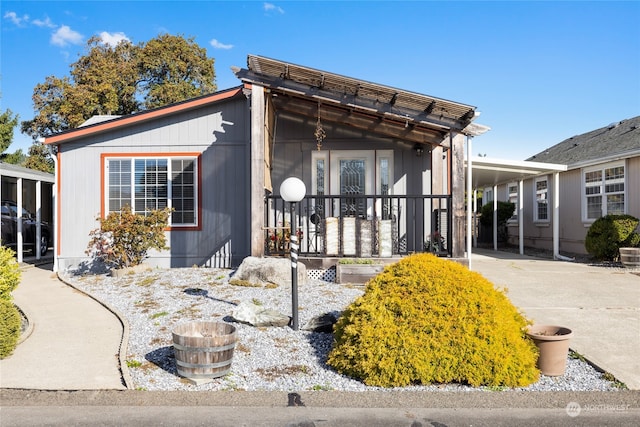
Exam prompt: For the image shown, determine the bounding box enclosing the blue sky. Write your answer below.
[1,1,639,160]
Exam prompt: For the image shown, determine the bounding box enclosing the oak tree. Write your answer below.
[21,33,216,140]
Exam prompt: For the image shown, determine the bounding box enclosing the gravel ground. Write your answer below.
[61,266,623,393]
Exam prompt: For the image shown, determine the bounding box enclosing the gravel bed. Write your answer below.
[61,267,622,393]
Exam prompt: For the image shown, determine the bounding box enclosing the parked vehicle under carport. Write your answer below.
[1,200,51,256]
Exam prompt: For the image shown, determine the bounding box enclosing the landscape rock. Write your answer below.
[233,257,307,287]
[303,312,339,333]
[231,300,291,327]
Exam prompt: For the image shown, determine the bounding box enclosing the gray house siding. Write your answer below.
[56,97,250,271]
[556,169,586,254]
[628,156,640,217]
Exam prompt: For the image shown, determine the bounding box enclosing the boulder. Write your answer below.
[234,257,306,287]
[231,300,290,327]
[303,312,338,333]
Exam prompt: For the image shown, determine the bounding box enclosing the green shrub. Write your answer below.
[479,201,515,227]
[0,247,21,301]
[585,214,640,261]
[0,299,21,359]
[86,205,172,269]
[327,253,539,388]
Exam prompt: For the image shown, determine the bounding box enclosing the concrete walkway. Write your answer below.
[0,263,126,390]
[471,249,640,390]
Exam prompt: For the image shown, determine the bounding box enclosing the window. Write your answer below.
[105,155,199,227]
[507,182,518,221]
[534,177,549,222]
[483,188,493,204]
[583,163,625,221]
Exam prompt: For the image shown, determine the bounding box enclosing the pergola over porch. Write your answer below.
[234,55,485,260]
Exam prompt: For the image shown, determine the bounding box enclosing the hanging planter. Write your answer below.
[526,325,573,376]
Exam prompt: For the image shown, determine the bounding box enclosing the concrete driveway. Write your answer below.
[471,248,640,390]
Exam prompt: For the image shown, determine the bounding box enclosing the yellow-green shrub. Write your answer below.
[0,299,21,358]
[0,247,21,301]
[327,253,539,388]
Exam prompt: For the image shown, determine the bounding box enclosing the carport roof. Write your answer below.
[467,157,567,188]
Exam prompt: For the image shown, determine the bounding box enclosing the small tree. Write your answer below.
[86,205,171,269]
[479,201,516,227]
[478,201,515,243]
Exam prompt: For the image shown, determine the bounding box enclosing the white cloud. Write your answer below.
[32,17,56,29]
[210,39,233,50]
[264,3,284,14]
[51,25,83,47]
[4,11,29,26]
[99,31,130,47]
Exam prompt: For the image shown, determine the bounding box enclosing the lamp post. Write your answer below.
[279,177,306,330]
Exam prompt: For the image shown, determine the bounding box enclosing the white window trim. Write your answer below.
[104,154,199,228]
[311,150,329,196]
[581,161,626,223]
[534,176,550,223]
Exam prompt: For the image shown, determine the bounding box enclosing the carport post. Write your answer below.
[36,181,41,259]
[553,172,560,259]
[466,135,473,268]
[16,178,23,263]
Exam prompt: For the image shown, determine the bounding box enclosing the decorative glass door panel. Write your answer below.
[340,159,366,217]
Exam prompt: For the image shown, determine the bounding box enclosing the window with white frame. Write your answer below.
[583,162,625,221]
[105,155,198,227]
[534,177,549,222]
[483,188,493,204]
[507,182,518,221]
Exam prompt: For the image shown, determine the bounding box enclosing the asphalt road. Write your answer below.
[1,389,638,426]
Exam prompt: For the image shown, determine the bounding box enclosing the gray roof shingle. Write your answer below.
[526,116,640,166]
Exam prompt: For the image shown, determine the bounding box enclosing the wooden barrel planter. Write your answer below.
[172,321,237,379]
[619,247,640,269]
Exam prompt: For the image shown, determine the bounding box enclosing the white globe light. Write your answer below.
[280,177,306,202]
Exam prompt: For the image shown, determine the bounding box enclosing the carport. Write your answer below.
[464,155,567,268]
[0,162,55,263]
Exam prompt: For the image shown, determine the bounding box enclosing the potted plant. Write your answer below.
[526,325,573,376]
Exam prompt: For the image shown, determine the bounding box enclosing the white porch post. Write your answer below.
[493,184,498,251]
[466,136,473,268]
[519,179,524,255]
[553,171,560,259]
[473,189,478,248]
[35,180,42,259]
[16,178,23,263]
[52,151,59,272]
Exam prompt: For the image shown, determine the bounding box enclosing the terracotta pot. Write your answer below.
[526,325,573,376]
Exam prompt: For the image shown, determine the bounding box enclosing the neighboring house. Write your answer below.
[44,55,484,272]
[0,161,55,261]
[483,116,640,255]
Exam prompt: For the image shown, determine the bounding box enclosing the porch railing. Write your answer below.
[264,194,452,258]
